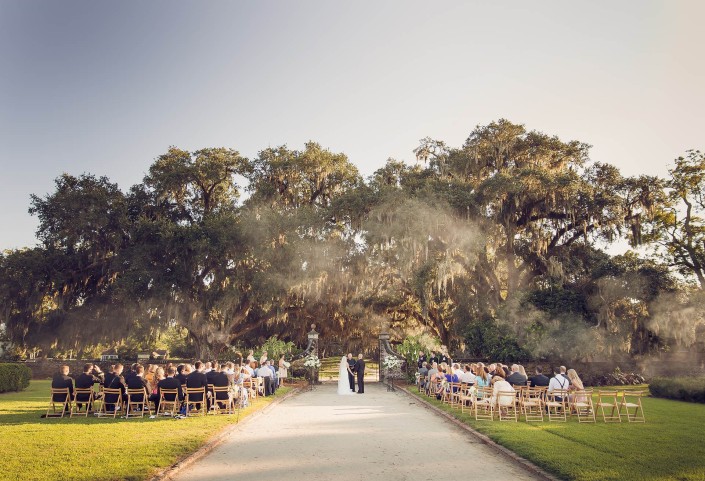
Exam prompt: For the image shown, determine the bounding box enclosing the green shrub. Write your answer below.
[0,363,32,393]
[649,377,705,403]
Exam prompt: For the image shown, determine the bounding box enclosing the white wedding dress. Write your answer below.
[337,356,354,395]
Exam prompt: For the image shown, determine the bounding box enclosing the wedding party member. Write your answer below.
[529,366,550,387]
[278,355,288,385]
[51,365,74,407]
[347,353,356,392]
[259,350,268,365]
[355,354,365,394]
[246,350,255,363]
[417,351,426,368]
[438,352,449,365]
[428,351,438,366]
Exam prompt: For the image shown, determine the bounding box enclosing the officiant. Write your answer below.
[346,353,356,392]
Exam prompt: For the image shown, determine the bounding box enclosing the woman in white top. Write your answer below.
[278,355,288,384]
[491,375,516,407]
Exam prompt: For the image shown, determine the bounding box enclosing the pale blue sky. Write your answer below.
[1,1,703,249]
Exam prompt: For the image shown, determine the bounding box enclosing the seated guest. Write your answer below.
[417,361,429,388]
[145,364,157,385]
[487,363,497,376]
[104,364,126,412]
[51,365,74,410]
[506,364,528,387]
[104,365,117,389]
[204,361,213,374]
[560,365,570,383]
[452,363,464,378]
[566,369,588,404]
[491,375,516,409]
[126,364,152,405]
[186,361,209,408]
[176,364,188,385]
[475,363,491,389]
[529,366,550,387]
[206,361,220,384]
[494,365,507,379]
[123,363,139,383]
[548,367,570,400]
[460,364,476,385]
[154,366,183,411]
[75,363,102,410]
[211,364,231,409]
[267,360,278,391]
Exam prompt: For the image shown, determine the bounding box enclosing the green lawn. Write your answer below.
[0,380,291,481]
[407,386,705,481]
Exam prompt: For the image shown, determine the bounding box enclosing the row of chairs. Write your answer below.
[47,378,268,419]
[418,377,645,423]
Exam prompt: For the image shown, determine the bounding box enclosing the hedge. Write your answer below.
[649,377,705,403]
[0,363,32,393]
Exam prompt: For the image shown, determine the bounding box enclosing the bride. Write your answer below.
[337,355,354,395]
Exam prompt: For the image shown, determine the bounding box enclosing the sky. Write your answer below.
[1,1,703,250]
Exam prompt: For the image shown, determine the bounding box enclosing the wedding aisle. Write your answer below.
[170,383,541,481]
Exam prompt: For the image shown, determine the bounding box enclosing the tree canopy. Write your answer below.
[2,121,703,361]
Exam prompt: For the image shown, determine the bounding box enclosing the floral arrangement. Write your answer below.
[303,354,321,369]
[382,356,402,370]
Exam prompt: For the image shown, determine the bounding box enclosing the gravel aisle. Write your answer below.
[171,383,541,481]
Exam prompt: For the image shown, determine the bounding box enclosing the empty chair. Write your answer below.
[619,390,646,423]
[596,390,621,423]
[520,387,545,422]
[473,386,495,421]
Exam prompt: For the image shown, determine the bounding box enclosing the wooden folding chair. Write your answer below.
[619,390,646,423]
[71,388,95,417]
[210,386,233,414]
[47,388,72,418]
[459,384,476,414]
[473,387,495,421]
[156,388,181,417]
[596,390,621,422]
[521,387,545,422]
[569,389,595,423]
[256,377,266,398]
[497,391,519,422]
[546,389,569,422]
[126,388,151,418]
[184,387,207,416]
[97,388,124,418]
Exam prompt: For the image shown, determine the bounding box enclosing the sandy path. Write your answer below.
[171,382,541,481]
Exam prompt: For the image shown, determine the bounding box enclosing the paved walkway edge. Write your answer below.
[149,387,302,481]
[398,386,563,481]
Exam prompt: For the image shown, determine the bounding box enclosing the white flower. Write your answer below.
[383,356,402,370]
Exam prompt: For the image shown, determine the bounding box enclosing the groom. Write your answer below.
[346,353,356,393]
[354,354,365,394]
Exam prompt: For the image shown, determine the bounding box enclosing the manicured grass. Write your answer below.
[407,386,705,481]
[0,380,291,481]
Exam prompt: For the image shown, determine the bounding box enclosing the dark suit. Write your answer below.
[506,372,528,387]
[347,358,356,392]
[103,371,117,389]
[126,375,151,403]
[104,374,126,411]
[529,374,550,387]
[176,372,188,385]
[211,371,231,406]
[156,376,183,409]
[206,369,219,385]
[355,359,365,393]
[75,373,100,408]
[51,374,74,404]
[186,371,208,405]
